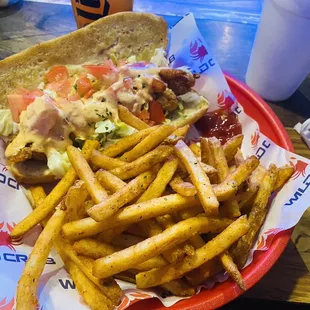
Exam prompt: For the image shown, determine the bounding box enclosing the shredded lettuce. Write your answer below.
[47,149,71,178]
[150,48,169,67]
[0,109,17,137]
[89,119,136,147]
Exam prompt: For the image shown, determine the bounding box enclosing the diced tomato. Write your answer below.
[68,93,81,101]
[83,60,115,79]
[84,89,96,99]
[45,66,68,83]
[149,100,165,123]
[123,78,133,90]
[57,80,71,98]
[23,89,44,105]
[75,77,93,97]
[137,109,150,122]
[7,94,28,123]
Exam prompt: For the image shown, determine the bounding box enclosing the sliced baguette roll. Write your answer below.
[0,12,168,108]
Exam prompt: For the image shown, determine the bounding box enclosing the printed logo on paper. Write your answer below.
[190,39,208,62]
[0,222,22,252]
[289,157,308,180]
[251,129,260,149]
[0,296,14,310]
[217,90,235,109]
[256,228,283,251]
[285,158,310,206]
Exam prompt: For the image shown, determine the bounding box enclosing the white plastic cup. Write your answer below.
[245,0,310,101]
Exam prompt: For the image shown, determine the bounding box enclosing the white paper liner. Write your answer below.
[0,13,309,309]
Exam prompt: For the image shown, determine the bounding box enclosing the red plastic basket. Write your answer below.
[129,74,294,310]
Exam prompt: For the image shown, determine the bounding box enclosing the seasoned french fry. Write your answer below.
[160,280,195,297]
[118,105,150,130]
[102,126,158,157]
[136,216,249,288]
[30,186,46,208]
[96,169,126,193]
[213,180,238,201]
[67,145,108,204]
[234,148,244,166]
[73,238,119,259]
[59,240,122,305]
[189,142,201,157]
[11,140,99,238]
[200,137,216,167]
[73,238,167,271]
[137,157,178,203]
[225,155,260,186]
[232,165,278,268]
[223,134,244,163]
[170,175,197,197]
[219,251,245,290]
[109,145,173,180]
[62,194,201,240]
[91,150,125,169]
[274,165,294,191]
[120,124,176,162]
[111,233,144,248]
[164,125,190,145]
[93,216,232,279]
[61,258,114,310]
[16,205,66,310]
[97,225,129,243]
[126,224,148,238]
[174,140,219,215]
[84,199,95,212]
[65,180,89,221]
[88,170,156,221]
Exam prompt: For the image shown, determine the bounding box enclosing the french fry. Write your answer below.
[11,140,99,238]
[136,216,249,288]
[91,150,125,169]
[96,169,126,193]
[67,145,108,204]
[29,186,46,208]
[213,180,238,201]
[93,216,232,279]
[16,204,66,310]
[223,134,244,163]
[120,124,176,162]
[174,140,219,215]
[61,258,114,310]
[189,142,201,157]
[62,194,201,240]
[102,126,158,157]
[232,165,278,268]
[97,225,129,243]
[137,157,178,203]
[234,148,245,166]
[59,240,122,305]
[111,233,144,248]
[84,199,94,212]
[225,155,260,186]
[73,238,167,271]
[118,105,150,130]
[164,125,190,145]
[88,170,156,221]
[200,137,216,166]
[65,180,89,221]
[73,238,119,258]
[109,145,173,180]
[160,280,195,297]
[273,165,294,191]
[219,251,245,290]
[170,175,197,197]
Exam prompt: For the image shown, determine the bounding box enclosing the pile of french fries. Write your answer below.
[11,110,294,310]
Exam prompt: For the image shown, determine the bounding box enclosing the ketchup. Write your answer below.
[195,108,242,144]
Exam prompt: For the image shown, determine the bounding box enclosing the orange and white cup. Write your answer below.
[71,0,134,28]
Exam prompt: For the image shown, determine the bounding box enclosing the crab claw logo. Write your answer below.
[289,157,308,180]
[251,129,260,148]
[0,222,22,252]
[0,297,14,310]
[217,90,235,109]
[190,39,208,62]
[0,163,7,172]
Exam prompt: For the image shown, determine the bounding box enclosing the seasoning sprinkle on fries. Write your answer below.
[11,125,292,309]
